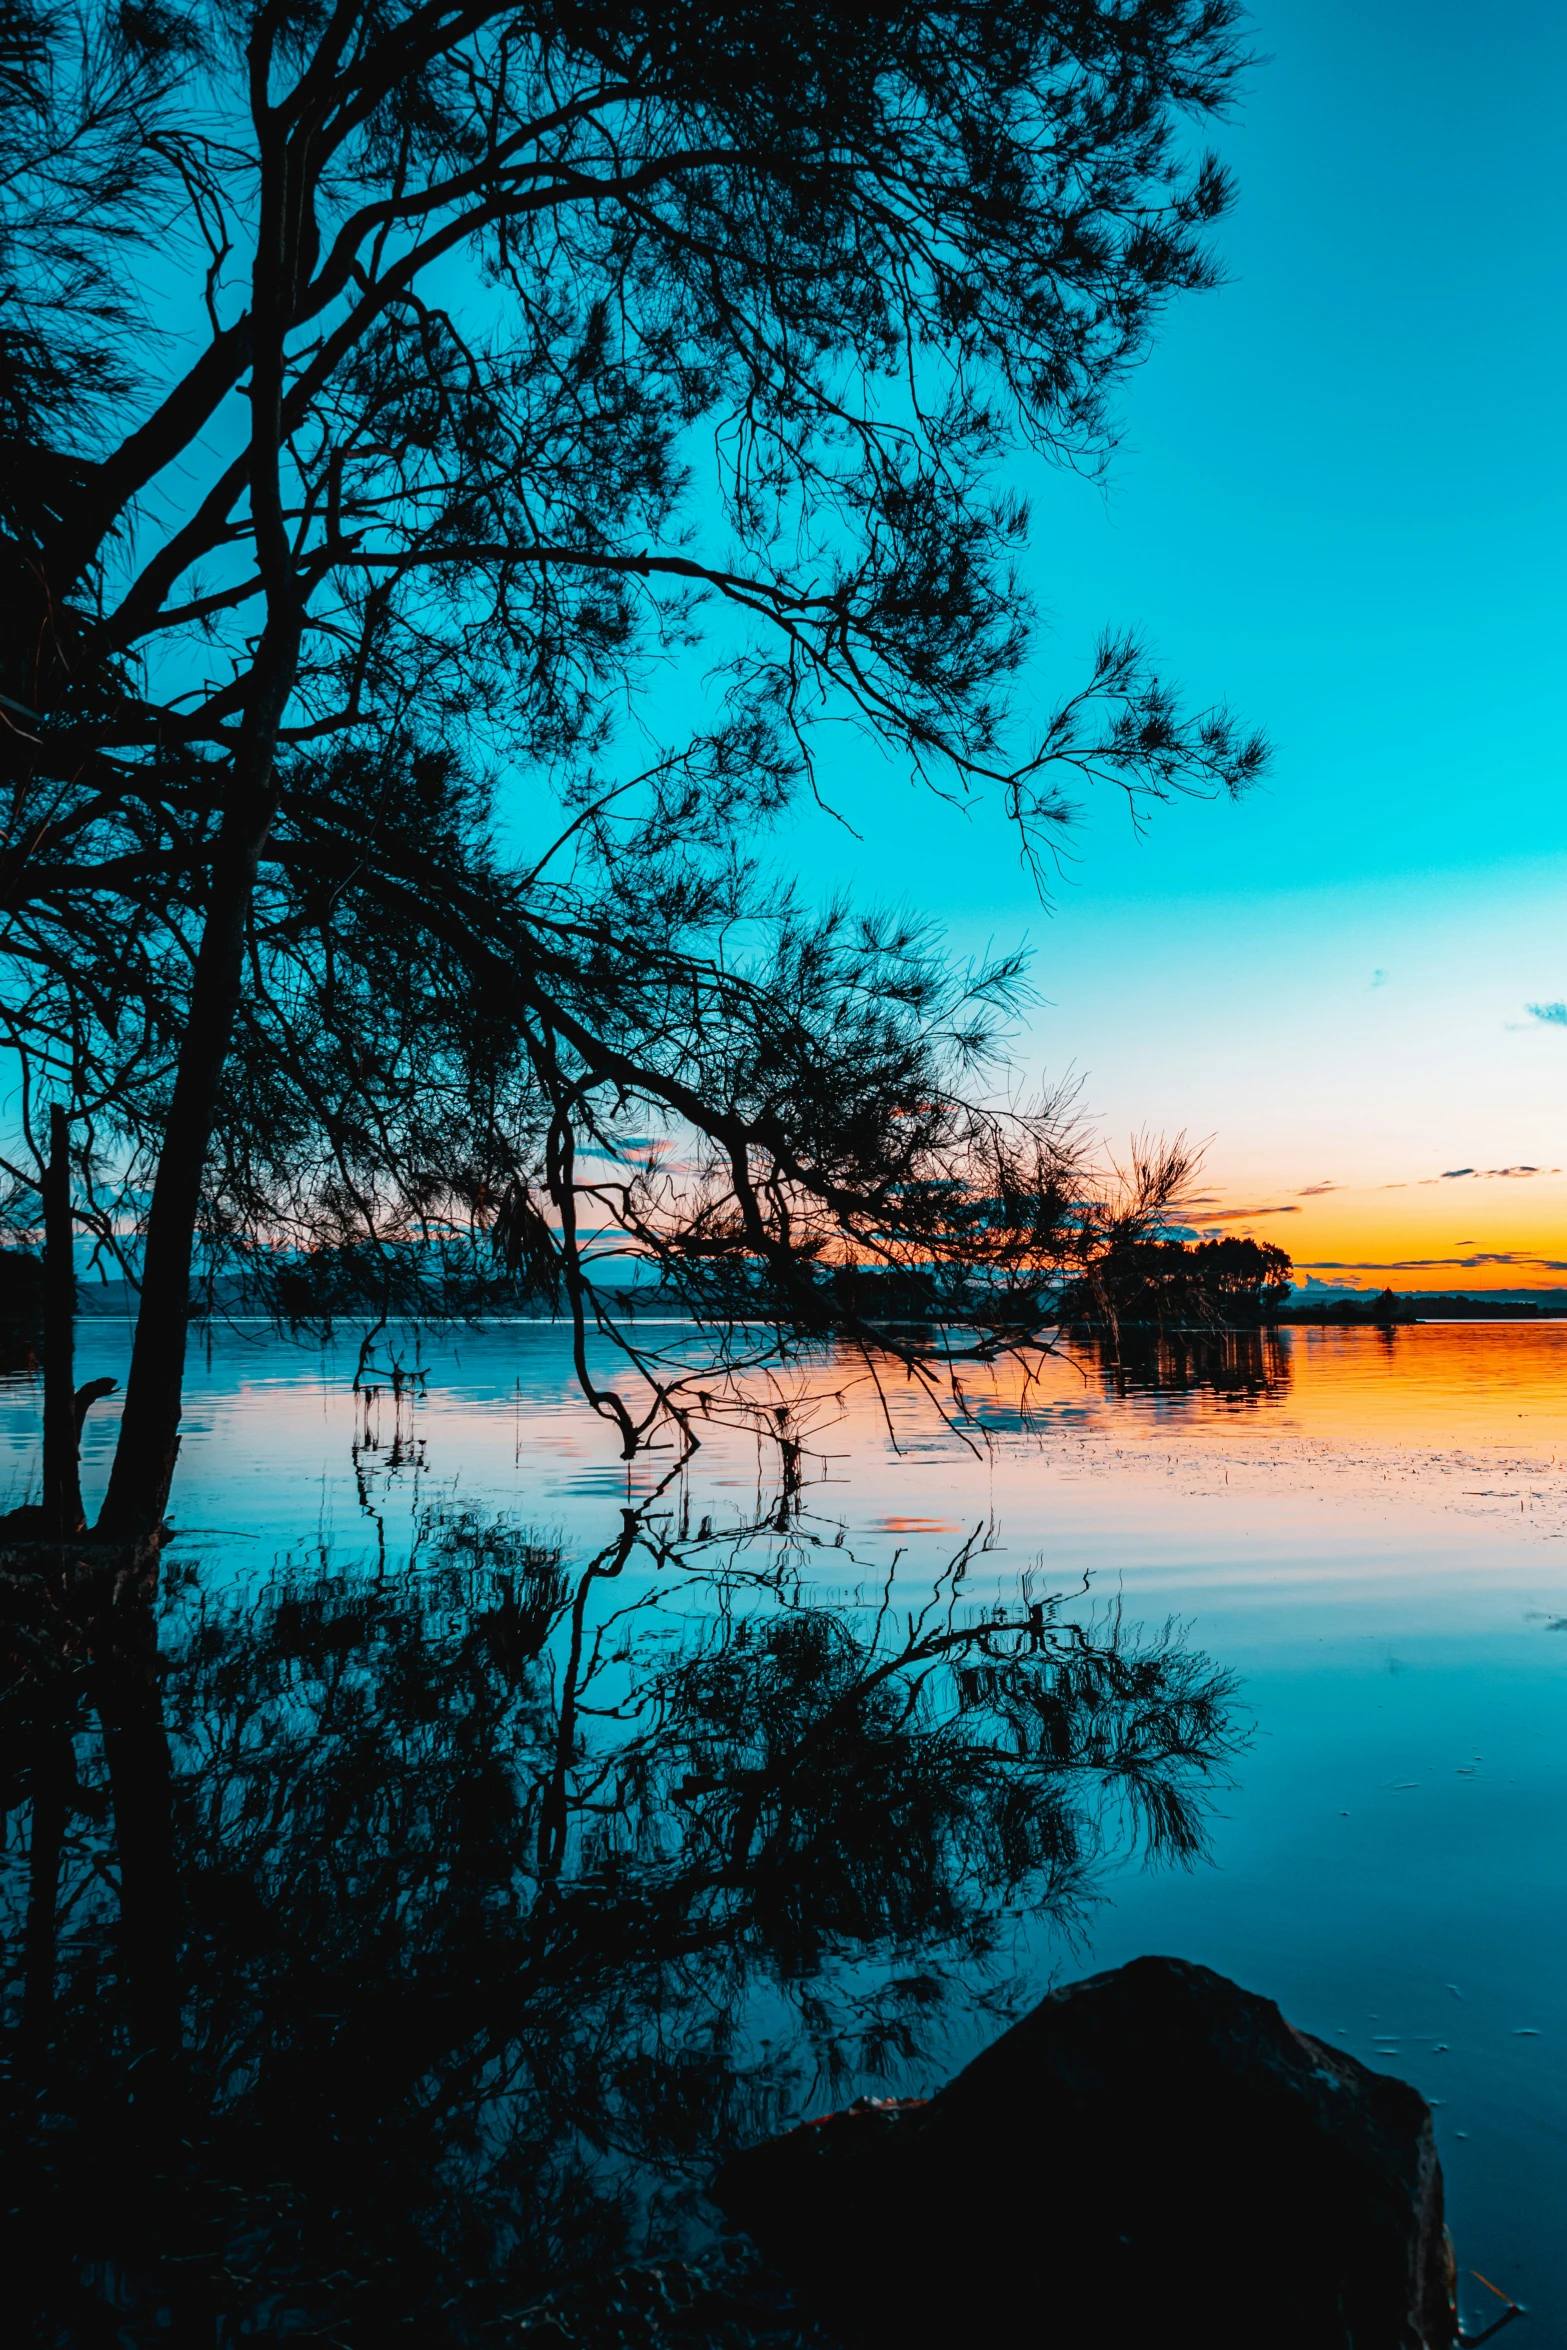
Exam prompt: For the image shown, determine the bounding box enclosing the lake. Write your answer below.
[3,1317,1563,2341]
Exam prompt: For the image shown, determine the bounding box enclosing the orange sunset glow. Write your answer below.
[1188,1165,1567,1294]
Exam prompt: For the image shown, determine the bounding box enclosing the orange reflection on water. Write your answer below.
[1056,1323,1567,1451]
[768,1324,1567,1472]
[1251,1323,1567,1448]
[769,1324,1567,1611]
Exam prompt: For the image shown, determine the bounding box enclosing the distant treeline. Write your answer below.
[1280,1290,1567,1325]
[4,1237,1559,1346]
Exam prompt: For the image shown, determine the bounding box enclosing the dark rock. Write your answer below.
[713,1955,1457,2349]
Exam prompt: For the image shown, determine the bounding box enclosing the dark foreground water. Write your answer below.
[3,1320,1565,2342]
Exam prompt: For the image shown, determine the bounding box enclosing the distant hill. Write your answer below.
[1291,1280,1567,1310]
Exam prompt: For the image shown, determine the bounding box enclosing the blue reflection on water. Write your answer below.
[3,1316,1563,2334]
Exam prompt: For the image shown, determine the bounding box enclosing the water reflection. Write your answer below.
[1,1495,1239,2343]
[1078,1326,1292,1410]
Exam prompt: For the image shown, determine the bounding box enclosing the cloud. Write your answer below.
[1297,1182,1339,1196]
[1370,969,1389,989]
[1302,1252,1567,1272]
[1199,1204,1301,1222]
[1420,1165,1555,1182]
[1527,1001,1567,1027]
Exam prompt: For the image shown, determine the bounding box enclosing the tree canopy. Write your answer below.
[0,0,1266,1527]
[1065,1232,1295,1331]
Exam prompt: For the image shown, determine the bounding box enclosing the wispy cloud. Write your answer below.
[1527,1001,1567,1027]
[1199,1204,1301,1222]
[1302,1252,1567,1272]
[1297,1182,1339,1196]
[1420,1164,1556,1182]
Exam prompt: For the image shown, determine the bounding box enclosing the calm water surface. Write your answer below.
[3,1319,1564,2340]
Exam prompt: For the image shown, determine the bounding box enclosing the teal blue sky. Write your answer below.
[783,0,1567,1273]
[118,3,1567,1281]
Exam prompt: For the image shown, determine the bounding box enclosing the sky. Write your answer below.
[99,2,1567,1296]
[787,0,1567,1291]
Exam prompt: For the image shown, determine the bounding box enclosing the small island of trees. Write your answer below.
[1063,1234,1294,1332]
[1068,1242,1567,1333]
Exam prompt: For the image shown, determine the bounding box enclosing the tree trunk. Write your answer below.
[41,1103,83,1536]
[98,134,301,1540]
[96,781,281,1537]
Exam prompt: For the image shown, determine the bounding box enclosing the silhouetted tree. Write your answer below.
[0,0,1266,1529]
[1066,1232,1293,1333]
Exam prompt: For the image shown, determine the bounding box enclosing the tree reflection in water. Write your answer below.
[1,1490,1241,2343]
[1083,1325,1292,1409]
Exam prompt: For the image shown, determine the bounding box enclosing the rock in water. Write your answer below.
[713,1955,1457,2349]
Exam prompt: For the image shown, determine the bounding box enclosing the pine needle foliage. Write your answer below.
[0,0,1266,1505]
